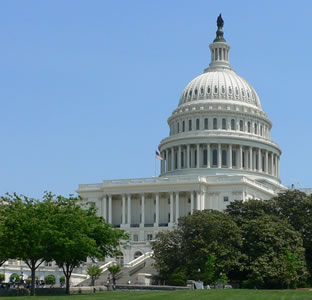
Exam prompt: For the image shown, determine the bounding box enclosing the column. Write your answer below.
[122,195,126,225]
[258,149,262,172]
[196,191,201,210]
[277,157,280,178]
[175,192,180,223]
[196,144,200,168]
[218,144,221,168]
[103,195,107,220]
[265,150,269,174]
[108,195,112,224]
[140,194,145,227]
[207,144,211,168]
[154,193,159,226]
[127,194,131,226]
[165,149,169,172]
[239,145,243,169]
[249,147,253,170]
[178,146,181,169]
[274,154,277,177]
[169,193,174,225]
[187,144,190,168]
[229,144,232,169]
[190,191,194,214]
[171,148,174,171]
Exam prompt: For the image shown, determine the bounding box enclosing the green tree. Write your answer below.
[44,275,56,287]
[87,265,102,287]
[152,210,242,284]
[59,276,65,287]
[47,195,128,294]
[0,273,5,283]
[107,264,121,283]
[241,215,307,288]
[10,273,20,283]
[0,193,54,295]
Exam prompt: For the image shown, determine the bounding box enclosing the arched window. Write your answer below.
[177,122,180,133]
[189,120,192,131]
[194,89,198,96]
[200,87,204,95]
[254,123,258,134]
[213,118,218,130]
[134,251,143,260]
[207,86,211,94]
[240,120,244,131]
[231,119,235,130]
[212,149,218,166]
[214,86,218,94]
[204,118,208,130]
[248,122,251,133]
[222,118,226,130]
[182,121,185,132]
[221,86,225,94]
[229,86,232,95]
[235,87,239,96]
[222,150,227,166]
[196,119,200,130]
[260,125,263,136]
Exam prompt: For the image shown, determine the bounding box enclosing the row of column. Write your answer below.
[160,144,280,178]
[102,191,202,226]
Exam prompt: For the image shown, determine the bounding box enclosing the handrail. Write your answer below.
[124,251,153,268]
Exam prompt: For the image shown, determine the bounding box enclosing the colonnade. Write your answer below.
[101,191,203,227]
[160,143,280,178]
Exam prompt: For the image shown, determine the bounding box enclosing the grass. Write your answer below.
[2,289,312,300]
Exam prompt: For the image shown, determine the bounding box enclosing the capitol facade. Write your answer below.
[77,16,285,265]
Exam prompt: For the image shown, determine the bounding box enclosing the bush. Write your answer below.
[44,275,56,286]
[0,273,5,283]
[8,288,30,296]
[9,273,20,283]
[167,267,187,286]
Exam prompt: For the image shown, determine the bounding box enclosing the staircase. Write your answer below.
[78,252,157,286]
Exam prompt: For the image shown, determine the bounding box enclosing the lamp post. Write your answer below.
[197,268,201,282]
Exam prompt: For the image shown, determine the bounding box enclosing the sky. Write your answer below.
[1,0,311,199]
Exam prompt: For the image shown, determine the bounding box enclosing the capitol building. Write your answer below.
[77,15,285,266]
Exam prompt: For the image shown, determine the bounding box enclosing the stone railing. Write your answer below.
[124,251,153,268]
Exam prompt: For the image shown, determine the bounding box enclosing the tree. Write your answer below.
[0,192,54,296]
[0,273,4,283]
[47,195,128,294]
[59,276,65,287]
[107,264,121,284]
[240,215,307,288]
[44,275,56,287]
[87,265,102,287]
[152,210,242,284]
[10,273,20,283]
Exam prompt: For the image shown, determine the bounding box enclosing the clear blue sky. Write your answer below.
[1,0,311,198]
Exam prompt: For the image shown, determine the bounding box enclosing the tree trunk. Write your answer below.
[31,260,36,296]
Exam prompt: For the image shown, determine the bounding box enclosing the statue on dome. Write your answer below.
[217,14,224,29]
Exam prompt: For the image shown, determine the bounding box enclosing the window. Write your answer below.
[235,87,239,96]
[242,152,245,168]
[189,120,192,131]
[242,89,245,97]
[185,91,188,99]
[213,149,218,166]
[134,251,142,259]
[214,86,218,94]
[223,196,229,202]
[133,234,138,242]
[45,261,53,267]
[195,89,198,96]
[147,234,153,241]
[195,150,197,166]
[231,119,235,130]
[116,254,124,267]
[222,86,225,94]
[229,86,232,95]
[240,120,244,131]
[182,121,185,132]
[222,150,227,166]
[260,125,263,136]
[213,118,218,129]
[181,152,184,168]
[196,118,200,130]
[248,122,251,133]
[189,90,192,97]
[222,118,226,130]
[188,198,191,204]
[232,150,237,167]
[204,118,208,129]
[254,123,258,134]
[207,86,211,94]
[177,122,179,133]
[200,87,204,94]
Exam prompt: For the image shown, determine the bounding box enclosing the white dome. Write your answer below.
[179,69,262,110]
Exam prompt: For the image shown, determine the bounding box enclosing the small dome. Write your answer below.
[179,69,261,110]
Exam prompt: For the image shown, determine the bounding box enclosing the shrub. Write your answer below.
[44,275,56,286]
[9,273,20,283]
[0,273,5,283]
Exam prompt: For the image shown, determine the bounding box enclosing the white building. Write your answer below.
[77,15,285,265]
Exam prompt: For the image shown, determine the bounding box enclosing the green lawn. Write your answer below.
[2,289,312,300]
